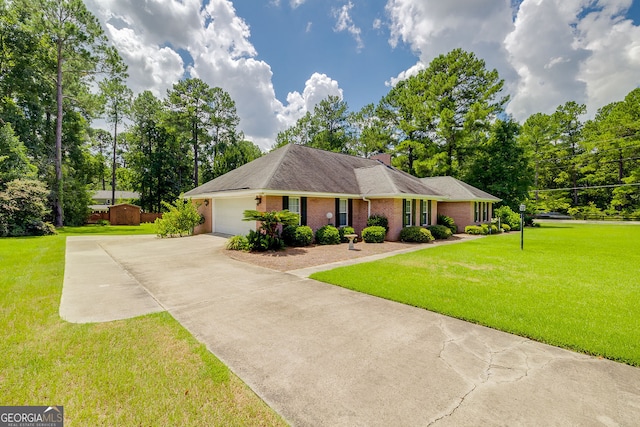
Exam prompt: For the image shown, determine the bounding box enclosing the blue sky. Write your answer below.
[232,1,417,111]
[86,0,640,150]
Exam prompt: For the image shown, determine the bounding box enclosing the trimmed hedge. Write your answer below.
[399,226,434,243]
[366,214,389,232]
[465,225,484,235]
[282,225,314,247]
[362,226,386,243]
[426,224,452,240]
[315,225,340,245]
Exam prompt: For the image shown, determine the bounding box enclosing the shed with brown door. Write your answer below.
[108,203,141,226]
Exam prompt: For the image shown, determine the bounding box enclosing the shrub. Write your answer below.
[437,214,457,234]
[0,179,56,237]
[155,197,201,237]
[465,225,484,235]
[399,226,434,243]
[246,229,284,252]
[426,224,452,240]
[338,226,355,243]
[226,235,249,251]
[481,223,499,234]
[315,225,340,245]
[362,226,386,243]
[501,223,511,232]
[366,214,389,232]
[282,225,313,247]
[494,205,521,230]
[97,219,110,226]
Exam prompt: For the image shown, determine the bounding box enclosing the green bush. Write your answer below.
[154,197,201,237]
[437,214,457,234]
[494,205,521,230]
[338,226,355,243]
[97,219,110,226]
[399,226,434,243]
[0,179,56,237]
[465,225,484,235]
[427,224,452,240]
[366,214,389,232]
[480,223,499,234]
[501,223,511,232]
[226,235,249,251]
[315,225,340,245]
[282,225,313,247]
[246,229,284,251]
[362,226,386,243]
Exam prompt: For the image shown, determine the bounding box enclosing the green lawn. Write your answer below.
[0,227,286,426]
[311,222,640,366]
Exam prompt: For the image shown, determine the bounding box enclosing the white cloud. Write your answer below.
[277,73,344,128]
[85,0,344,150]
[306,21,313,33]
[333,2,364,51]
[290,0,306,9]
[385,0,640,120]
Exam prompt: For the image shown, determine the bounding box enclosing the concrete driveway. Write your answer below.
[61,234,640,426]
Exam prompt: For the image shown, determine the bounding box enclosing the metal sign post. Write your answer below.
[519,204,526,250]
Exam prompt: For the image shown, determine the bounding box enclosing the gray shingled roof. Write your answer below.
[185,144,445,198]
[420,176,501,201]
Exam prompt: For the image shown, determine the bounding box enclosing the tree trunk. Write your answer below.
[111,116,117,205]
[54,39,64,227]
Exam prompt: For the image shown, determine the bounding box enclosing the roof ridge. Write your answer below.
[262,144,293,189]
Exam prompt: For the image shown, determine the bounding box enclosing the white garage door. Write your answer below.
[214,197,255,236]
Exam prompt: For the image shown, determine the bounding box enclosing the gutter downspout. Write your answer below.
[362,196,371,218]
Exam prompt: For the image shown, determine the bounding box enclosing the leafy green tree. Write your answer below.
[166,78,215,187]
[552,101,586,206]
[274,95,350,153]
[519,112,557,205]
[348,103,391,157]
[379,49,507,177]
[34,0,109,226]
[0,123,36,185]
[465,118,532,210]
[99,48,131,205]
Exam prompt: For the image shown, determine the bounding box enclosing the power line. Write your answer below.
[530,183,640,193]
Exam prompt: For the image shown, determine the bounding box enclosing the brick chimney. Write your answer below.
[370,153,392,166]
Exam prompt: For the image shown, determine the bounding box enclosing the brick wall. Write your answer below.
[193,199,212,234]
[438,202,473,233]
[369,198,403,241]
[306,197,336,230]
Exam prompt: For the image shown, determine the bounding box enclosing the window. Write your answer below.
[288,197,301,224]
[338,199,348,227]
[404,199,412,226]
[483,202,489,221]
[420,200,427,225]
[474,202,479,222]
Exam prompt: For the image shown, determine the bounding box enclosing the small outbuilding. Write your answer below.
[108,203,141,226]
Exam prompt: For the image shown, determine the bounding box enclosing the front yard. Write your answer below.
[311,222,640,366]
[0,230,286,426]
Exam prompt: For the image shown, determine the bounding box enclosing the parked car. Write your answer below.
[534,211,572,220]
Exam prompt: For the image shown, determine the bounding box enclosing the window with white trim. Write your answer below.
[421,200,428,225]
[338,199,348,227]
[288,197,301,225]
[404,199,412,226]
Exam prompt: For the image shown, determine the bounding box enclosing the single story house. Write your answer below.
[90,190,140,211]
[184,144,500,240]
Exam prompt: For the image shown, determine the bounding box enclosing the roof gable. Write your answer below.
[420,176,501,201]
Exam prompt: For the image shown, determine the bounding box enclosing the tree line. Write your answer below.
[275,49,640,217]
[0,0,259,232]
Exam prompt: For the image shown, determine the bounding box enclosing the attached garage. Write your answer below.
[213,197,255,236]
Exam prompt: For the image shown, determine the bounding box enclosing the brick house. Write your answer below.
[184,144,500,240]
